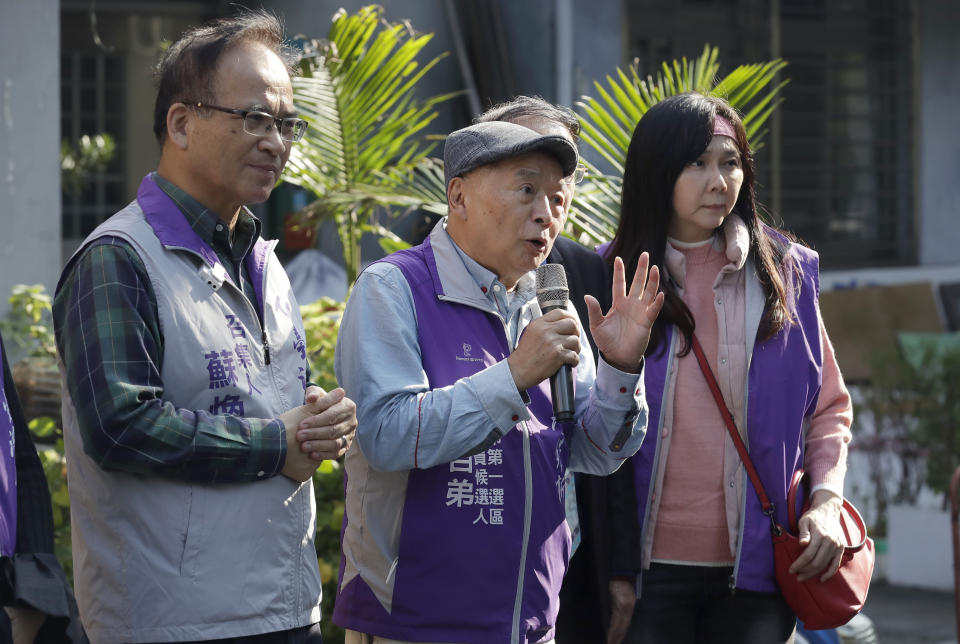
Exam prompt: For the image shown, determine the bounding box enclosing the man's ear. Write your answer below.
[166,103,191,150]
[447,177,467,220]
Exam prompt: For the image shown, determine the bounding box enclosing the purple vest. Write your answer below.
[635,244,823,592]
[334,238,572,643]
[0,341,18,557]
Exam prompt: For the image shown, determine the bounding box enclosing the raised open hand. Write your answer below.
[584,253,664,373]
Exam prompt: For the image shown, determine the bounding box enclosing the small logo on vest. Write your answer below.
[456,342,483,363]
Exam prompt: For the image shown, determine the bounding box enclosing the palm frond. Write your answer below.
[568,175,622,245]
[283,5,455,285]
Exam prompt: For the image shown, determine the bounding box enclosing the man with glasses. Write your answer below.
[332,119,663,643]
[53,11,355,643]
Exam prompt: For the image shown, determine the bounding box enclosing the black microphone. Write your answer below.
[536,263,575,423]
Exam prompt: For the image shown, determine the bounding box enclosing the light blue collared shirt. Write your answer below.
[334,221,648,475]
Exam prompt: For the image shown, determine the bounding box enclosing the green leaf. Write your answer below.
[28,416,59,439]
[52,486,70,508]
[329,503,345,530]
[317,459,338,475]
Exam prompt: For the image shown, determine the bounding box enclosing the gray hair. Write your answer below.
[475,95,581,143]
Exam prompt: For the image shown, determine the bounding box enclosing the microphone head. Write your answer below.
[536,263,569,311]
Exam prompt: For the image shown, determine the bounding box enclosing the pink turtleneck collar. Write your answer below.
[664,214,750,291]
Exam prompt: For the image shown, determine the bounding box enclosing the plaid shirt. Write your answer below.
[53,174,288,483]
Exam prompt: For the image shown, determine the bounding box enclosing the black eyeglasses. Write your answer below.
[186,101,308,142]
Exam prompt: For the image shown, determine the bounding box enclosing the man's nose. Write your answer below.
[532,195,552,225]
[259,125,286,156]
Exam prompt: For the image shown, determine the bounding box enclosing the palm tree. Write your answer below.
[283,5,457,286]
[570,45,788,244]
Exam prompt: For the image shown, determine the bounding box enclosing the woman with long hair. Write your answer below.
[603,93,853,643]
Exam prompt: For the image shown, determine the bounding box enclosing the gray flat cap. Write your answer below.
[443,121,579,187]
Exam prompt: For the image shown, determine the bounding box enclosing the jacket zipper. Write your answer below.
[730,345,754,593]
[510,419,533,644]
[639,331,677,571]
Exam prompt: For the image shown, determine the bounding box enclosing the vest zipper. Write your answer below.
[729,351,752,593]
[639,332,677,570]
[510,418,533,644]
[249,246,287,408]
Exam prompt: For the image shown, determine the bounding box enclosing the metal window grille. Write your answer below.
[61,51,126,242]
[624,0,914,268]
[777,0,914,266]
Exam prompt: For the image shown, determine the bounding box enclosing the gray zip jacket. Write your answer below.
[58,177,322,642]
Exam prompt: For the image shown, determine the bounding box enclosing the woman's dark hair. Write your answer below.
[152,9,299,144]
[606,92,793,356]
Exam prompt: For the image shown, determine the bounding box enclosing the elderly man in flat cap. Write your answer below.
[332,121,664,644]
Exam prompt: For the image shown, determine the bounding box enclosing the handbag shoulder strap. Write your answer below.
[690,334,781,533]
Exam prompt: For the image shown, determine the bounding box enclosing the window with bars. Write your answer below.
[624,0,914,268]
[61,52,126,242]
[777,0,914,266]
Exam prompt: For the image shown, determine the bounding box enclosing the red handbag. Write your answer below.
[691,335,875,630]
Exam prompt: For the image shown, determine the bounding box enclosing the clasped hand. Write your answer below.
[279,386,358,482]
[507,253,663,390]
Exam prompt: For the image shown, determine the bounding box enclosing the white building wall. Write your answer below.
[0,0,62,318]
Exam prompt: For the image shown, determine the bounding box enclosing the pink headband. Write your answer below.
[713,115,736,139]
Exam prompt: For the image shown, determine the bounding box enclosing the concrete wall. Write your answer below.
[570,0,625,108]
[916,0,960,266]
[887,504,953,590]
[0,0,61,318]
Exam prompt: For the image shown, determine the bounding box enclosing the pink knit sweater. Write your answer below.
[649,231,852,565]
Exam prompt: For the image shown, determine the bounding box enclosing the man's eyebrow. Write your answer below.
[516,167,542,178]
[248,103,299,118]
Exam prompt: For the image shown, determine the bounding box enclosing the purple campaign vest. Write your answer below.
[0,341,18,557]
[633,243,823,592]
[334,237,572,643]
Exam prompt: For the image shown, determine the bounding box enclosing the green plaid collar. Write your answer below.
[151,172,261,263]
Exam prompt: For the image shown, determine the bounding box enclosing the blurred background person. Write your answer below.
[0,329,85,643]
